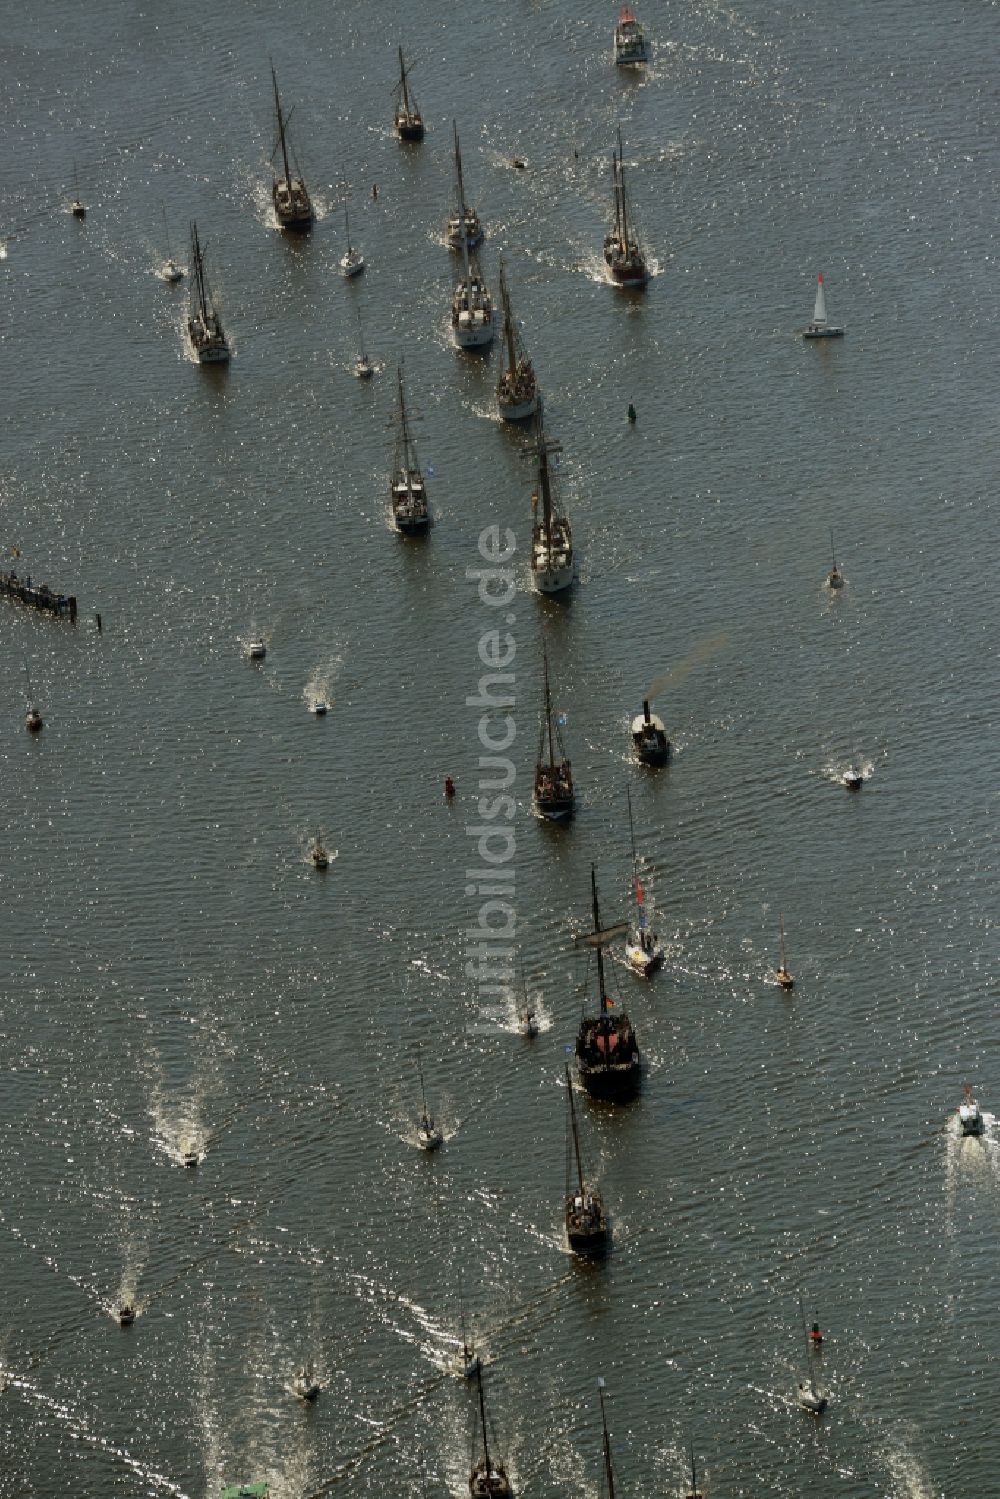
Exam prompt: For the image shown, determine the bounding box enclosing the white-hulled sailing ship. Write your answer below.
[533,643,574,821]
[564,1064,610,1255]
[530,418,574,594]
[452,245,494,349]
[270,65,314,231]
[623,789,664,977]
[187,224,230,363]
[613,6,649,64]
[576,867,641,1102]
[604,129,650,288]
[394,46,425,142]
[391,366,430,535]
[447,121,484,251]
[469,1363,513,1499]
[496,262,539,420]
[803,273,843,338]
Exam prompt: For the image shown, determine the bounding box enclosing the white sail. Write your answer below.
[812,275,827,326]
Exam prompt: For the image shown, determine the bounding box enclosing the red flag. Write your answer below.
[603,994,615,1008]
[634,878,645,904]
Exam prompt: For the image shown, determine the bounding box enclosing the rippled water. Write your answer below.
[1,0,998,1495]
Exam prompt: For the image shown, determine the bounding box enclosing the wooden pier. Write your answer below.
[1,569,77,621]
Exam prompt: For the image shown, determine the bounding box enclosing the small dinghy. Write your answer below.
[292,1367,320,1402]
[159,206,185,282]
[248,640,266,660]
[803,273,844,338]
[119,1304,136,1327]
[959,1084,984,1137]
[842,766,863,790]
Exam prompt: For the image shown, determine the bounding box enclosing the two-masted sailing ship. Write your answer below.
[630,698,669,765]
[564,1065,610,1255]
[496,263,538,421]
[469,1364,513,1499]
[187,224,230,364]
[390,366,430,535]
[533,644,574,821]
[575,867,641,1101]
[270,66,314,231]
[530,419,574,594]
[447,121,483,250]
[604,129,650,288]
[393,46,425,141]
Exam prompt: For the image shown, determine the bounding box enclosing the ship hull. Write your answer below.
[577,1060,641,1102]
[803,326,844,339]
[396,115,425,142]
[532,561,574,594]
[498,394,538,421]
[454,318,494,349]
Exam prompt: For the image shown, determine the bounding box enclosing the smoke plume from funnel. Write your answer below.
[646,629,729,703]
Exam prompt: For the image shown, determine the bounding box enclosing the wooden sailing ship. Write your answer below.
[530,419,573,594]
[496,263,538,420]
[270,65,313,230]
[393,46,425,141]
[447,121,483,250]
[564,1065,610,1255]
[533,642,574,820]
[575,867,641,1102]
[604,129,650,288]
[469,1363,513,1499]
[391,367,430,535]
[187,224,230,363]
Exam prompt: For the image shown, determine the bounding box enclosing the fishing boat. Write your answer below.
[159,204,184,282]
[415,1047,443,1151]
[270,65,314,230]
[604,130,650,288]
[576,867,640,1101]
[803,273,843,338]
[614,6,649,64]
[311,836,329,870]
[682,1441,705,1499]
[496,263,539,421]
[354,308,373,379]
[564,1065,610,1255]
[391,367,430,535]
[187,224,230,363]
[69,162,86,219]
[394,46,425,142]
[469,1363,513,1499]
[774,914,794,990]
[623,789,664,977]
[530,418,574,594]
[23,663,42,733]
[826,528,844,589]
[842,765,863,790]
[959,1084,984,1137]
[630,698,669,765]
[533,643,574,820]
[796,1297,828,1412]
[291,1367,320,1401]
[447,121,483,250]
[340,203,364,278]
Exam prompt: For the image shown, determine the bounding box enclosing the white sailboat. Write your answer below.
[796,1296,828,1412]
[340,203,364,278]
[803,273,843,338]
[354,308,373,379]
[159,204,184,282]
[774,913,794,990]
[623,788,664,976]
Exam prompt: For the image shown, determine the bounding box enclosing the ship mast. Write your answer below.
[592,866,611,1014]
[499,263,517,376]
[538,425,553,551]
[475,1362,493,1478]
[191,224,209,320]
[272,64,293,187]
[617,127,629,252]
[565,1064,586,1197]
[542,642,557,770]
[398,46,412,115]
[454,122,475,286]
[597,1378,616,1499]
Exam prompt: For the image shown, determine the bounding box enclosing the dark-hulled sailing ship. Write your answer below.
[533,642,574,820]
[390,366,430,535]
[604,128,650,289]
[270,65,314,230]
[564,1065,610,1255]
[496,262,538,421]
[393,46,425,141]
[575,867,641,1102]
[469,1363,513,1499]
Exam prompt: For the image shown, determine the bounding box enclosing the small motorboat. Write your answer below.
[959,1084,984,1137]
[842,766,863,790]
[182,1150,199,1169]
[161,258,184,284]
[25,706,43,733]
[311,839,330,871]
[291,1367,320,1402]
[520,1008,539,1039]
[247,640,266,660]
[510,156,527,170]
[354,353,373,380]
[797,1377,828,1414]
[803,272,844,338]
[119,1304,136,1327]
[310,700,329,716]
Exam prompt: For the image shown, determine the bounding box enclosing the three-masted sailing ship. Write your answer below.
[270,65,314,230]
[496,263,538,421]
[187,223,230,364]
[469,1363,513,1499]
[604,129,650,288]
[390,366,430,535]
[564,1065,610,1255]
[393,46,425,141]
[530,418,574,594]
[575,867,641,1101]
[533,643,574,821]
[447,121,483,250]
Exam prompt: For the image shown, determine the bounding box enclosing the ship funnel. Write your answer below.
[642,699,651,724]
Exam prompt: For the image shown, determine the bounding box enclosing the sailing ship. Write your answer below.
[959,1084,984,1137]
[803,273,843,338]
[630,698,669,765]
[447,121,483,250]
[796,1297,828,1412]
[270,65,314,230]
[613,6,649,64]
[354,308,373,379]
[469,1364,513,1499]
[826,528,844,589]
[564,1065,610,1254]
[340,203,364,278]
[159,205,184,282]
[415,1047,442,1151]
[391,366,430,535]
[604,130,650,288]
[69,162,86,219]
[774,914,794,990]
[576,867,641,1102]
[394,46,425,141]
[623,789,664,977]
[187,224,230,363]
[533,643,574,820]
[311,836,330,870]
[530,418,574,594]
[496,263,538,421]
[23,662,42,733]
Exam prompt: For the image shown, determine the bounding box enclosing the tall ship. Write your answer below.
[270,65,314,230]
[447,122,483,250]
[390,366,430,536]
[564,1064,610,1255]
[393,46,425,142]
[530,417,574,594]
[496,263,539,421]
[533,643,574,821]
[614,6,649,64]
[575,867,641,1101]
[604,130,650,288]
[187,224,230,364]
[469,1364,513,1499]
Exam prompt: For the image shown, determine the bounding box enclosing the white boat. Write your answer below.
[496,262,539,420]
[159,208,185,282]
[291,1367,320,1402]
[310,699,329,716]
[614,6,649,64]
[247,639,266,659]
[391,367,430,535]
[803,273,844,338]
[449,125,493,349]
[530,417,573,594]
[604,130,650,288]
[446,121,483,250]
[624,789,664,977]
[842,765,862,790]
[415,1047,443,1151]
[796,1296,828,1412]
[826,527,845,588]
[959,1084,984,1137]
[270,66,314,230]
[354,308,373,379]
[340,204,364,278]
[774,913,794,990]
[187,223,230,363]
[518,963,539,1037]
